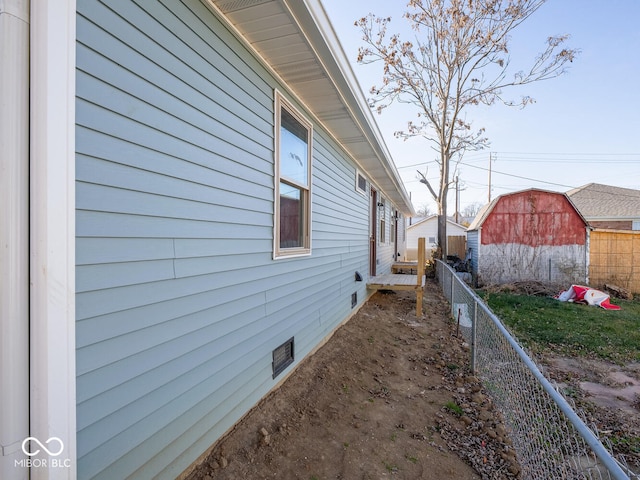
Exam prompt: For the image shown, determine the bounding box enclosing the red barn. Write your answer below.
[467,189,589,285]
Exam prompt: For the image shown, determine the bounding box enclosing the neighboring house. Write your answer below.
[567,183,640,230]
[1,2,414,479]
[467,189,589,285]
[567,184,640,293]
[406,215,467,260]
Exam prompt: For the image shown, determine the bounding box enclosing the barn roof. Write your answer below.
[467,188,588,231]
[567,183,640,220]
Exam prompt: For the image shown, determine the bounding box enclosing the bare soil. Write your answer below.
[187,280,520,480]
[542,356,640,473]
[487,281,640,474]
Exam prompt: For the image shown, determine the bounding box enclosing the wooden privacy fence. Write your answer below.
[589,229,640,294]
[405,235,467,261]
[448,235,467,259]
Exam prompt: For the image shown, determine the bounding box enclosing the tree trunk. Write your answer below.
[438,193,448,260]
[438,149,450,260]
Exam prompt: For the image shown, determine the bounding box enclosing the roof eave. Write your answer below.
[207,0,415,216]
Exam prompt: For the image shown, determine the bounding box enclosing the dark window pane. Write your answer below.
[280,182,304,248]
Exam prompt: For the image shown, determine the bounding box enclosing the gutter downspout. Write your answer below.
[30,1,76,478]
[0,1,30,478]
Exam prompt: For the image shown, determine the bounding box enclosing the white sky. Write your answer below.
[320,0,640,214]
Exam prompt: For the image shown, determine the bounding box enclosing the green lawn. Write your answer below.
[479,291,640,363]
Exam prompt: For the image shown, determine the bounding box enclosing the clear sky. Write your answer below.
[320,0,640,215]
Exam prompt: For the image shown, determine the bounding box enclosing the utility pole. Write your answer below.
[488,152,496,203]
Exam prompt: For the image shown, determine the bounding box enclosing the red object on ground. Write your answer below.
[556,285,621,310]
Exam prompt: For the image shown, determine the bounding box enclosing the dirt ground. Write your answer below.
[542,356,640,474]
[187,280,520,480]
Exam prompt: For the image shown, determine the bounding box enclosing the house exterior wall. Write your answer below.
[376,202,407,275]
[397,213,407,260]
[474,190,587,285]
[407,218,439,260]
[75,1,397,478]
[406,217,467,261]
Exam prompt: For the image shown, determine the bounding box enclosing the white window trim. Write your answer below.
[355,169,367,196]
[273,91,313,259]
[390,209,396,244]
[379,197,386,245]
[29,2,77,478]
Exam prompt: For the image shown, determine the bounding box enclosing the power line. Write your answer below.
[460,162,575,189]
[496,151,640,156]
[495,156,640,164]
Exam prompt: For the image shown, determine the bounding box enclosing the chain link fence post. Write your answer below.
[434,259,633,480]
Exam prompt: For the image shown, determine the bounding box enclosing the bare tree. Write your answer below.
[356,0,578,258]
[462,201,483,219]
[415,203,434,217]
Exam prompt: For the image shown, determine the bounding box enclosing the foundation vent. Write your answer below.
[351,292,357,308]
[272,337,294,379]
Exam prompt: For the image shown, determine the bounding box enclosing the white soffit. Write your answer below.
[209,0,415,215]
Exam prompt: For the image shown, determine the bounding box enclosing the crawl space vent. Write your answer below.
[272,337,294,379]
[351,292,357,308]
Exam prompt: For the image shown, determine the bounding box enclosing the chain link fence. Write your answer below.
[436,259,637,480]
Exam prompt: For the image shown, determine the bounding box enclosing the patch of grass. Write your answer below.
[390,432,398,442]
[480,292,640,363]
[444,400,463,416]
[608,434,640,455]
[383,461,398,473]
[405,453,418,464]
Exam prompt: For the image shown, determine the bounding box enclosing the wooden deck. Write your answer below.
[367,238,427,316]
[368,273,425,289]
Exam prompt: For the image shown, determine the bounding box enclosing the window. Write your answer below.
[355,170,367,195]
[379,197,386,244]
[390,210,397,244]
[275,92,312,257]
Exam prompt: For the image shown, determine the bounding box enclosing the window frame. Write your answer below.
[379,197,386,244]
[390,210,396,244]
[274,91,313,258]
[355,170,367,196]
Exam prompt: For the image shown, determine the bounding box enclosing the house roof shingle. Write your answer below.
[566,183,640,219]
